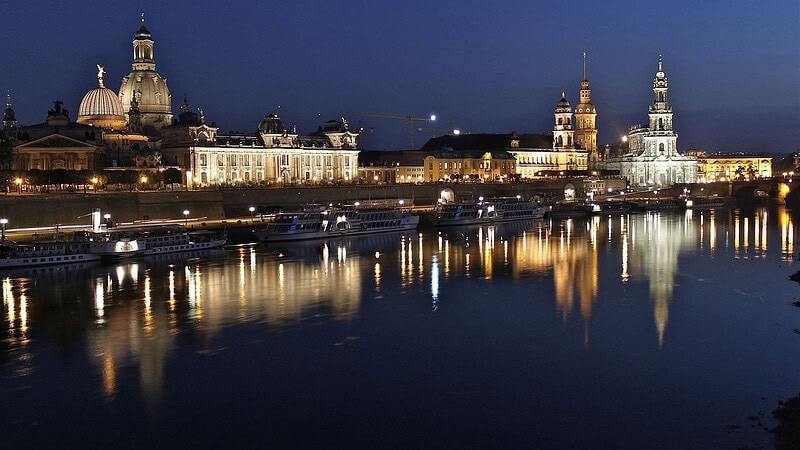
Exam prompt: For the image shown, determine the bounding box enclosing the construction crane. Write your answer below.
[417,126,463,137]
[350,112,436,149]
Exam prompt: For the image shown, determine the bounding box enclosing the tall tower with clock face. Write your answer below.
[574,52,597,151]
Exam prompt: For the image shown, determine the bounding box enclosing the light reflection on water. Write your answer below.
[0,207,798,447]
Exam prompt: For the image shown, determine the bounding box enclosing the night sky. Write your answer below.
[2,0,798,152]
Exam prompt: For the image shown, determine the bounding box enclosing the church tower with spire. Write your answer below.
[118,13,173,133]
[553,92,574,150]
[606,55,696,187]
[644,55,677,157]
[574,51,598,167]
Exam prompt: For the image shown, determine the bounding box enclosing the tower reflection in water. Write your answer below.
[1,208,797,410]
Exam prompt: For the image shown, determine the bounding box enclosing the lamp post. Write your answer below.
[103,213,111,229]
[186,171,193,191]
[249,206,255,219]
[0,218,7,241]
[183,209,190,227]
[140,175,148,190]
[91,176,99,193]
[15,177,22,195]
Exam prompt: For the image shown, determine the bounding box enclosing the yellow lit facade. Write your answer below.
[423,150,516,182]
[690,149,772,182]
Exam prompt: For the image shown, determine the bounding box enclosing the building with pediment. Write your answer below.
[3,15,363,181]
[9,100,104,171]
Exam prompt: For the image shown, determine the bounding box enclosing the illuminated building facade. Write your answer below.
[605,56,697,187]
[422,149,516,182]
[688,149,772,182]
[10,100,105,171]
[162,108,360,185]
[357,150,426,183]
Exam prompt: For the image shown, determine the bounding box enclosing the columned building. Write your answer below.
[118,15,173,134]
[162,109,359,186]
[605,56,696,187]
[574,51,599,168]
[11,100,105,171]
[688,149,772,182]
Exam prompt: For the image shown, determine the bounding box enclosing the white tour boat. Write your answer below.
[254,206,419,242]
[100,225,227,256]
[433,197,546,226]
[0,239,102,269]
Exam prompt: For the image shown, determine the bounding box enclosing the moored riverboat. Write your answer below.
[433,198,546,226]
[0,239,101,269]
[681,196,729,209]
[254,206,419,242]
[129,226,228,255]
[547,203,593,219]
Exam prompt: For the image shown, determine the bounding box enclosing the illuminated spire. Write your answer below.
[583,50,587,81]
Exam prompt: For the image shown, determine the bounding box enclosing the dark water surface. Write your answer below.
[2,208,798,449]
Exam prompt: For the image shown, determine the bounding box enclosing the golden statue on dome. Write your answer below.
[96,64,106,87]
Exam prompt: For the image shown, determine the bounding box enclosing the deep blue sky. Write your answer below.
[2,0,798,152]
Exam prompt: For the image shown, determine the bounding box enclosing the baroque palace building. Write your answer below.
[687,149,772,182]
[604,56,697,187]
[160,102,360,186]
[3,15,361,184]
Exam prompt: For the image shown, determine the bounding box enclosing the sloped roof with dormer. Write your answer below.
[421,133,553,151]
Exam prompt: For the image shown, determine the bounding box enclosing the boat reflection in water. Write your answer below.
[0,206,797,442]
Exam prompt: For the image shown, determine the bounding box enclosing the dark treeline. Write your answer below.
[0,168,184,192]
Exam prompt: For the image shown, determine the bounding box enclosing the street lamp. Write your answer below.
[249,206,255,218]
[183,209,190,227]
[140,175,148,190]
[103,213,111,228]
[15,177,22,195]
[0,218,7,241]
[186,171,193,191]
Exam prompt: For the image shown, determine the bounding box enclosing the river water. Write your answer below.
[1,208,798,449]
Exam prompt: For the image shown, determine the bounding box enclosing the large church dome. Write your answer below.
[77,65,127,130]
[118,16,173,133]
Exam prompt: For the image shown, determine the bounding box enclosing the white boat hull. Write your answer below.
[256,220,419,242]
[0,252,102,269]
[143,238,227,255]
[434,208,546,227]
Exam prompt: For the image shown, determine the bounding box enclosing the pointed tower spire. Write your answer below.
[658,54,663,71]
[583,50,587,81]
[181,93,190,113]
